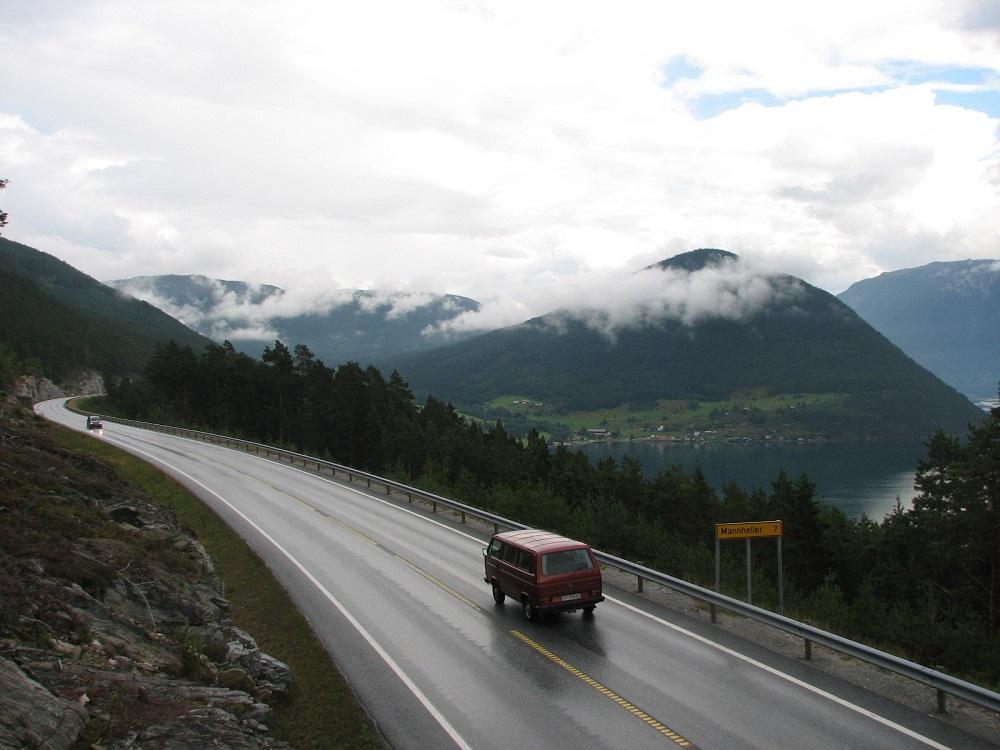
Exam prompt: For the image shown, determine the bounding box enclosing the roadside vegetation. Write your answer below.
[90,338,1000,689]
[52,411,382,749]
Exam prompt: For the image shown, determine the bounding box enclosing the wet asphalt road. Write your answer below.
[38,399,997,750]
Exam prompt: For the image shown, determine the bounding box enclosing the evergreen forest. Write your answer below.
[99,339,1000,687]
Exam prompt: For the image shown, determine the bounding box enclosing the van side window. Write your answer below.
[501,544,519,564]
[514,549,534,573]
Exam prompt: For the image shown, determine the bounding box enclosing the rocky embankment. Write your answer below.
[11,371,105,405]
[0,401,294,749]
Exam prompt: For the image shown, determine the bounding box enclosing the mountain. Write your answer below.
[838,260,1000,400]
[648,247,737,272]
[108,275,482,367]
[0,238,213,379]
[389,249,981,438]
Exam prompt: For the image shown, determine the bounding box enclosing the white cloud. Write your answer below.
[427,254,805,340]
[0,0,998,315]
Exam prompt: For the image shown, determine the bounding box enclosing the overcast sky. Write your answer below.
[2,0,999,328]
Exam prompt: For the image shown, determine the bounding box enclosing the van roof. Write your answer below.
[494,529,589,553]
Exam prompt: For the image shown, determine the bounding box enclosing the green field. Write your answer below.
[483,389,848,442]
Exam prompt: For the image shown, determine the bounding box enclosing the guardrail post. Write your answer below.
[804,639,812,660]
[937,690,947,714]
[494,522,499,534]
[637,575,644,593]
[367,478,371,488]
[386,484,391,495]
[432,500,437,513]
[461,511,466,524]
[712,535,720,623]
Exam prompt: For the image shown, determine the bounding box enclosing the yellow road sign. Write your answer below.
[716,520,783,540]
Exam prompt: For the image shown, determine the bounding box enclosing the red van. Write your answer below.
[483,529,604,621]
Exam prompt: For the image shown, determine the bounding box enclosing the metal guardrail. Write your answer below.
[92,412,1000,716]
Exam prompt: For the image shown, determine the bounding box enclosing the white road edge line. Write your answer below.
[605,596,951,750]
[95,430,475,750]
[72,407,950,750]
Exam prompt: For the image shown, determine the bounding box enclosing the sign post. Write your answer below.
[714,520,784,616]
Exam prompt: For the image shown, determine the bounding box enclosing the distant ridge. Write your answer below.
[389,249,980,438]
[0,238,213,378]
[108,274,483,367]
[839,259,1000,399]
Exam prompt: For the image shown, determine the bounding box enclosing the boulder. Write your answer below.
[0,656,85,750]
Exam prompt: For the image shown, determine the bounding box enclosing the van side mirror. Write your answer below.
[482,547,488,557]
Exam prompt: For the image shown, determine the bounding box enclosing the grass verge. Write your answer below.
[48,420,383,750]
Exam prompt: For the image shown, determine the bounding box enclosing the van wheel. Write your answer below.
[492,581,505,605]
[583,605,595,616]
[522,598,538,622]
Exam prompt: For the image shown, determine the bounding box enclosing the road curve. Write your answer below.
[38,399,995,750]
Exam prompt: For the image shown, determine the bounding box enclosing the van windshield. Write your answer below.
[541,548,593,576]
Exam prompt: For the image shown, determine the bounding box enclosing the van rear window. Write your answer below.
[541,548,593,575]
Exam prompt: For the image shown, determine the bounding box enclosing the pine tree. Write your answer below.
[0,178,8,234]
[915,408,1000,633]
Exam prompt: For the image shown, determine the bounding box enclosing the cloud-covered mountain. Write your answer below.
[838,259,1000,400]
[107,275,482,367]
[388,249,980,438]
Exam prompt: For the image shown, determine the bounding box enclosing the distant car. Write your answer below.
[86,415,103,430]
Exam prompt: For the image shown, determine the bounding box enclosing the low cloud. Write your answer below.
[211,323,280,342]
[114,274,467,341]
[355,290,444,319]
[426,255,805,340]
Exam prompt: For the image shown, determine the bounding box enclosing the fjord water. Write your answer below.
[578,440,927,521]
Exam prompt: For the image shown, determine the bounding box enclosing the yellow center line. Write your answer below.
[246,472,379,544]
[395,555,483,610]
[511,630,695,748]
[245,470,480,609]
[319,509,380,544]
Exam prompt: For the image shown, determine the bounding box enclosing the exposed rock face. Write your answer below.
[0,401,293,748]
[13,374,65,403]
[63,369,105,397]
[12,369,104,404]
[107,706,279,749]
[0,657,85,749]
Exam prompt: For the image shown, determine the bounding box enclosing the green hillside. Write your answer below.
[0,238,214,379]
[391,250,981,438]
